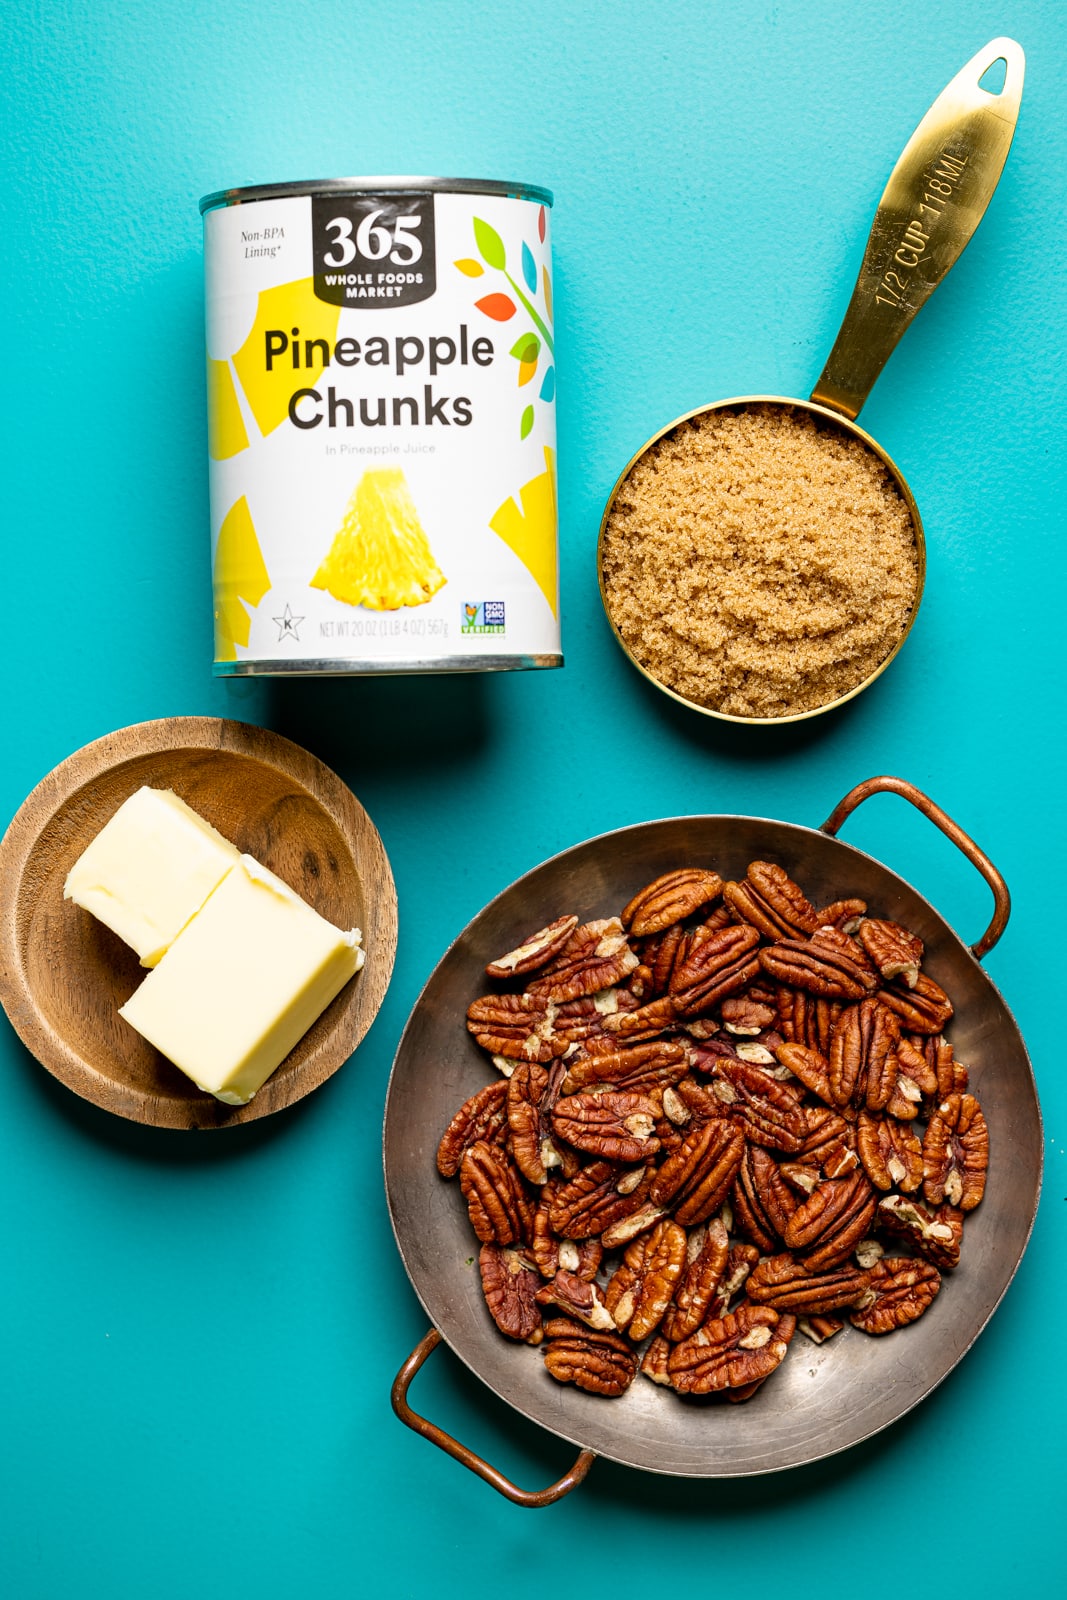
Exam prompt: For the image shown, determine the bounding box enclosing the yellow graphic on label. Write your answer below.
[213,496,271,660]
[311,469,447,611]
[488,448,558,617]
[206,357,249,460]
[231,279,341,438]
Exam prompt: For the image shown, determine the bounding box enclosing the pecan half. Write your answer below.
[857,918,923,988]
[878,972,953,1035]
[550,992,645,1064]
[604,1219,688,1341]
[525,918,639,1003]
[600,1200,669,1249]
[784,1170,878,1271]
[775,1041,835,1106]
[857,1110,924,1193]
[621,868,724,937]
[797,1104,859,1179]
[896,1035,940,1099]
[437,1079,509,1177]
[479,1244,543,1343]
[602,994,679,1042]
[923,1093,988,1211]
[650,1118,745,1225]
[459,1141,534,1245]
[639,1333,675,1387]
[715,1059,807,1154]
[546,1160,652,1241]
[721,996,777,1035]
[667,1075,726,1126]
[661,1216,731,1342]
[724,861,819,940]
[485,915,580,979]
[467,992,558,1063]
[542,1317,638,1396]
[507,1061,562,1185]
[815,899,867,933]
[552,1091,661,1163]
[535,1270,617,1331]
[776,986,843,1055]
[531,1192,601,1279]
[928,1035,969,1099]
[640,923,687,998]
[732,1143,797,1249]
[828,998,900,1110]
[668,1305,791,1394]
[760,938,878,1000]
[561,1040,688,1097]
[746,1252,872,1315]
[726,1315,797,1402]
[850,1257,941,1335]
[708,1244,760,1320]
[811,925,878,978]
[670,925,762,1017]
[885,1067,923,1122]
[876,1194,962,1270]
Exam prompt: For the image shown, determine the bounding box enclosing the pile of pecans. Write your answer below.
[437,862,989,1402]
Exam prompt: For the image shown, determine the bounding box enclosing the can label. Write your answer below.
[204,187,559,671]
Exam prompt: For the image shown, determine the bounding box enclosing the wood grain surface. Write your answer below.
[0,717,398,1128]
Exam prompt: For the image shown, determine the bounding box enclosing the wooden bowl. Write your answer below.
[0,717,398,1129]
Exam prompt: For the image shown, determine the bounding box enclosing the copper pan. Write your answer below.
[383,777,1041,1503]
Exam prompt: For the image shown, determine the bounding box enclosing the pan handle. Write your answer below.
[820,775,1010,960]
[391,1328,597,1507]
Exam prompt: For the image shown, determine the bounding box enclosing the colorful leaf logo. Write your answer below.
[456,210,555,440]
[510,332,540,389]
[473,217,506,269]
[509,334,540,363]
[475,293,517,322]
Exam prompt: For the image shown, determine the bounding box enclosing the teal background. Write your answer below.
[2,1,1064,1594]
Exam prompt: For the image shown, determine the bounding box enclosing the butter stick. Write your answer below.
[64,786,241,967]
[119,855,364,1105]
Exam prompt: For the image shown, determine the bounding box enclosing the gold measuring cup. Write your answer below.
[597,38,1025,725]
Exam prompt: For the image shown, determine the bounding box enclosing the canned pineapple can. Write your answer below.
[200,178,560,675]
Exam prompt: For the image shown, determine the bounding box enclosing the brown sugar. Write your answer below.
[599,403,920,718]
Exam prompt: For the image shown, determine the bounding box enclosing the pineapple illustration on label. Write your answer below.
[213,496,271,660]
[311,469,446,611]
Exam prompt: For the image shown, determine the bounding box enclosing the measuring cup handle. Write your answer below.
[390,1328,597,1507]
[811,38,1024,420]
[820,775,1010,960]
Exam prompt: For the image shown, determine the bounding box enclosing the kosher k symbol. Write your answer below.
[273,603,304,642]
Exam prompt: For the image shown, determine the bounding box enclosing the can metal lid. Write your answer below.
[199,175,554,215]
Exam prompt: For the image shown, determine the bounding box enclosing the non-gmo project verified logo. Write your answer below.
[461,601,505,635]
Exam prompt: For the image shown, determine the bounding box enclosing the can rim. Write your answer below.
[199,175,554,214]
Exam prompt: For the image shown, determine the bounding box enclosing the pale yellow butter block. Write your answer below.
[64,786,241,966]
[118,855,364,1105]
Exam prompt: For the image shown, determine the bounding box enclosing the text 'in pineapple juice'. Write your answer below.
[201,178,560,675]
